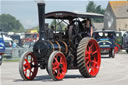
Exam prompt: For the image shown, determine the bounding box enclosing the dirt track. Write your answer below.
[1,52,128,85]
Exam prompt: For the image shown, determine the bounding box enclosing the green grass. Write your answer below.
[3,58,20,62]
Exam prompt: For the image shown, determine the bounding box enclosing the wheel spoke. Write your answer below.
[86,63,91,71]
[25,59,29,64]
[86,60,90,66]
[91,60,97,65]
[54,57,59,64]
[89,43,94,51]
[57,69,61,77]
[25,71,27,77]
[52,65,58,71]
[89,62,91,68]
[54,60,60,66]
[30,56,33,63]
[86,50,90,55]
[24,68,27,72]
[52,62,56,67]
[85,56,89,60]
[23,63,27,67]
[92,50,97,55]
[91,67,95,72]
[91,60,97,68]
[61,66,65,71]
[60,57,63,64]
[52,57,60,71]
[29,69,31,77]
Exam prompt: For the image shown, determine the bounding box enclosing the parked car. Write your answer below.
[0,31,5,65]
[3,40,13,59]
[122,31,128,53]
[93,30,117,58]
[2,35,14,59]
[23,33,39,44]
[10,34,22,47]
[23,42,34,48]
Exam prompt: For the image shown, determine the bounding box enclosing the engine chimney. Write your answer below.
[37,0,46,40]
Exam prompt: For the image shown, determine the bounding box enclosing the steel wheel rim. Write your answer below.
[23,53,38,80]
[52,53,67,80]
[85,39,101,76]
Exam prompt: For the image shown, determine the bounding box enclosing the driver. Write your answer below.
[68,18,74,28]
[82,18,93,37]
[65,19,74,38]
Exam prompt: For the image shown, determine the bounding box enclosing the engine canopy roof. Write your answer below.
[45,11,104,19]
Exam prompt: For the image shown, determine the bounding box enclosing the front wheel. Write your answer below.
[48,51,67,81]
[77,38,101,77]
[109,49,115,58]
[19,51,38,80]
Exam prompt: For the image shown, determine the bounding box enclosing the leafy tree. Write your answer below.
[96,5,101,13]
[0,14,24,32]
[96,5,105,15]
[95,5,104,22]
[86,1,105,22]
[100,9,105,14]
[86,1,96,13]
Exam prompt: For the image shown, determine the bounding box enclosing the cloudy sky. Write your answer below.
[0,0,126,29]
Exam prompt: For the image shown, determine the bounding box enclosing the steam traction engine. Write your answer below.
[19,1,103,81]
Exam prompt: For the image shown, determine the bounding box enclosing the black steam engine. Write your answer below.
[19,1,103,81]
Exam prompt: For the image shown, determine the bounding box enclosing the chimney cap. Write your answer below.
[35,0,45,4]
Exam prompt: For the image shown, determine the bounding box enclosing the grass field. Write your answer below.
[3,57,20,62]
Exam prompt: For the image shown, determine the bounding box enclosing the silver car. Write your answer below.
[3,40,13,59]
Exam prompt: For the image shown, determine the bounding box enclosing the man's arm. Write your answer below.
[91,26,93,37]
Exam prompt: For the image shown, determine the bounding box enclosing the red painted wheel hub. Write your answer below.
[115,43,121,53]
[85,39,101,76]
[114,46,118,53]
[23,53,38,80]
[52,53,67,80]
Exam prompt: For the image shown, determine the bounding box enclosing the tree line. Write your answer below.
[0,14,24,32]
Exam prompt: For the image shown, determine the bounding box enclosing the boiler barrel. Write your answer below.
[47,41,68,55]
[33,40,68,58]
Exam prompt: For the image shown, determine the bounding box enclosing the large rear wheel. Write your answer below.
[77,38,101,77]
[19,51,38,80]
[48,51,67,81]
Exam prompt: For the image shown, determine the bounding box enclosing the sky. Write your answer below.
[0,0,126,29]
